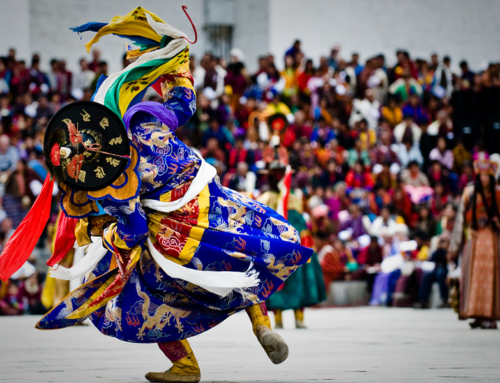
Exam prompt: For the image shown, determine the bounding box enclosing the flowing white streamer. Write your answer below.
[141,157,216,213]
[49,237,108,280]
[147,238,260,297]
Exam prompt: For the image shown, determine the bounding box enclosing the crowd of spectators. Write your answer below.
[0,40,499,315]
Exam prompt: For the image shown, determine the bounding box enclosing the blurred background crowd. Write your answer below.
[0,39,500,315]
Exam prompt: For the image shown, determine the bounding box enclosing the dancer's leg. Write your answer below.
[294,308,306,329]
[274,309,283,329]
[246,303,289,364]
[145,339,201,383]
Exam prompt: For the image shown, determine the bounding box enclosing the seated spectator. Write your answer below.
[452,139,472,174]
[412,205,437,239]
[401,94,429,126]
[381,97,403,128]
[395,137,424,169]
[401,160,430,187]
[228,137,249,172]
[368,183,393,215]
[394,115,422,144]
[429,182,450,217]
[0,281,23,315]
[356,118,377,150]
[349,90,380,130]
[373,162,398,191]
[345,160,374,190]
[427,161,449,189]
[200,138,226,164]
[370,205,398,237]
[435,202,457,236]
[389,71,422,102]
[415,237,450,309]
[311,118,335,148]
[320,238,358,289]
[347,138,370,168]
[371,130,400,167]
[427,110,453,139]
[391,183,413,224]
[328,138,345,166]
[17,273,45,315]
[228,162,250,192]
[458,161,474,190]
[355,236,384,293]
[202,117,231,149]
[339,203,368,240]
[429,136,454,171]
[321,159,344,188]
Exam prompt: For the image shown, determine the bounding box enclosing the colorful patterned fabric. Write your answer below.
[258,193,326,310]
[37,13,313,341]
[72,7,190,120]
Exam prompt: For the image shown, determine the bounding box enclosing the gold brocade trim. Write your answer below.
[89,215,117,237]
[87,144,140,202]
[75,218,91,247]
[60,183,99,218]
[66,245,142,320]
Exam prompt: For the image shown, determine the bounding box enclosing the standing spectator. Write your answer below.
[415,238,450,308]
[435,56,454,97]
[88,48,101,72]
[73,58,95,91]
[349,53,364,77]
[3,159,42,227]
[0,135,19,180]
[458,60,475,89]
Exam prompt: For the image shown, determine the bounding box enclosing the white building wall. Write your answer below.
[0,0,205,74]
[1,0,499,76]
[233,0,269,73]
[268,0,500,71]
[29,0,205,74]
[0,0,31,63]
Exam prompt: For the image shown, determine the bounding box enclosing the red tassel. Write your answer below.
[46,211,78,268]
[0,175,55,282]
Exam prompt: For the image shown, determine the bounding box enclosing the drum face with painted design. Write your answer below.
[43,101,130,191]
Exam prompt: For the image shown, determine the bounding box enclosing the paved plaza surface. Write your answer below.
[1,307,500,383]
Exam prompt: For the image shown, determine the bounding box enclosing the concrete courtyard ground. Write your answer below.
[1,307,499,383]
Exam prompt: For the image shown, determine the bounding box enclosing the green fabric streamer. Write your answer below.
[103,55,178,118]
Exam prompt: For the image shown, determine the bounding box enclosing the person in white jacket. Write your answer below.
[370,206,398,238]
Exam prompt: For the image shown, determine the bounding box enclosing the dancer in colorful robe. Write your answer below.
[0,7,313,383]
[450,159,500,329]
[258,157,326,329]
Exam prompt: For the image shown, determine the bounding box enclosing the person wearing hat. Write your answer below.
[0,7,314,382]
[449,159,500,329]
